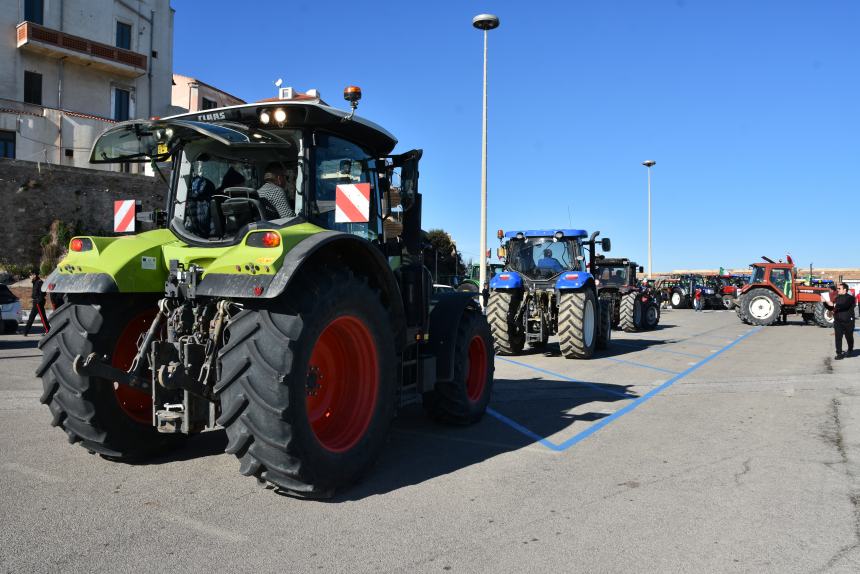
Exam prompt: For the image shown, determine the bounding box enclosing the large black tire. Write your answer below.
[487,290,525,355]
[619,292,641,332]
[642,302,660,330]
[558,289,598,360]
[813,302,834,328]
[670,290,688,309]
[743,288,782,326]
[596,298,612,350]
[457,281,479,293]
[722,295,736,310]
[735,297,751,324]
[423,309,494,424]
[36,296,179,460]
[216,268,396,498]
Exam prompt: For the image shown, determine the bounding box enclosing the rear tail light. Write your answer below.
[565,274,579,280]
[499,274,510,280]
[247,231,281,248]
[69,238,93,252]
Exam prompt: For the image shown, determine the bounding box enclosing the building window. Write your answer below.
[25,0,44,24]
[116,21,132,50]
[113,88,130,121]
[201,97,218,110]
[0,131,15,159]
[24,71,42,105]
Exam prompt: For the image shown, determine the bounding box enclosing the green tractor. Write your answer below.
[36,87,494,498]
[457,262,505,294]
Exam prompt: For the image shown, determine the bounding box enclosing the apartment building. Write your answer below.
[0,0,174,171]
[170,73,245,115]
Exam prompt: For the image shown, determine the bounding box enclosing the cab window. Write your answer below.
[311,133,379,240]
[770,268,792,298]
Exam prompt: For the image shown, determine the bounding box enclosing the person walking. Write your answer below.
[23,270,49,336]
[828,283,855,360]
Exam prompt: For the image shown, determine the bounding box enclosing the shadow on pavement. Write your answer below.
[337,378,636,501]
[594,338,673,359]
[0,339,40,350]
[141,429,228,464]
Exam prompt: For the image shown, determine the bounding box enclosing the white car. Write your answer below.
[0,285,22,334]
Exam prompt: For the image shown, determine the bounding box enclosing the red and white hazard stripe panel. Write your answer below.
[114,200,136,233]
[335,183,370,223]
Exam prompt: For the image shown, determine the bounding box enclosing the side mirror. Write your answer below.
[639,266,644,273]
[601,238,611,252]
[497,247,506,259]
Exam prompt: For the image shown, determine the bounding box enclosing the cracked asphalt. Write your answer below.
[1,309,859,573]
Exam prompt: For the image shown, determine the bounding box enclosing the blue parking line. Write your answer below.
[488,327,762,452]
[495,357,631,398]
[602,357,681,375]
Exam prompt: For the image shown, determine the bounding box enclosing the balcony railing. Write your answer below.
[16,21,147,75]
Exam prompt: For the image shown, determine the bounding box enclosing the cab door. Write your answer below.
[768,267,794,303]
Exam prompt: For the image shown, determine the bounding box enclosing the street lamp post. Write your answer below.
[473,13,499,308]
[642,160,656,279]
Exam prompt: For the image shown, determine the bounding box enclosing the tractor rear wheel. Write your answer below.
[722,295,735,310]
[215,268,396,498]
[813,302,834,328]
[619,292,641,332]
[487,290,525,355]
[744,288,781,326]
[457,281,479,294]
[596,298,612,350]
[670,290,688,309]
[36,295,179,460]
[642,302,660,330]
[423,309,494,424]
[559,289,597,359]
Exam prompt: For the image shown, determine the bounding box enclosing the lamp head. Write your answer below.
[642,160,656,167]
[472,14,500,30]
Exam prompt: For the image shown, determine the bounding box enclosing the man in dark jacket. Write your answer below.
[827,283,856,359]
[23,270,49,336]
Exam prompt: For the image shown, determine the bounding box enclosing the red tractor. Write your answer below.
[736,257,833,327]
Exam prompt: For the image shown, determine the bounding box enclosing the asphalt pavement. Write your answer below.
[1,309,859,573]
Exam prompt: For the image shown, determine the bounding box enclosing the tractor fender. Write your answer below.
[489,270,523,289]
[197,231,406,345]
[43,271,119,294]
[428,292,482,382]
[555,272,594,291]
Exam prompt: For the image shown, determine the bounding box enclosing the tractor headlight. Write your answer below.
[259,110,271,124]
[273,108,287,124]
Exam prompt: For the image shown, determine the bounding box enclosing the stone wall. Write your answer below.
[0,158,166,267]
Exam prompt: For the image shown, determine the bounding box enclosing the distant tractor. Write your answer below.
[736,257,833,327]
[487,229,612,358]
[659,274,718,309]
[457,262,505,294]
[713,275,748,309]
[594,257,660,332]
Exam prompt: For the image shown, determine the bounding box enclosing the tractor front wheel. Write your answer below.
[216,269,396,498]
[744,288,781,326]
[559,289,598,359]
[642,302,660,330]
[670,290,688,309]
[36,296,179,460]
[487,290,525,355]
[596,298,612,350]
[423,309,494,424]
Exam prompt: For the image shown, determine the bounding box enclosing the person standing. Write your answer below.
[23,270,50,336]
[694,287,703,311]
[828,283,855,360]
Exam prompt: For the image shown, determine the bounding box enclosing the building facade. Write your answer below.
[170,74,245,115]
[0,0,174,171]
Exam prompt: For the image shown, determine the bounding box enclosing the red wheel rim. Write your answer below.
[306,316,379,453]
[111,310,156,425]
[466,335,488,403]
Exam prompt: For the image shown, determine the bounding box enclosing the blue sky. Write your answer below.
[173,0,859,271]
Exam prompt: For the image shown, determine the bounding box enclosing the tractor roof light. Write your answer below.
[515,232,525,240]
[259,110,271,124]
[497,229,504,239]
[343,86,362,121]
[273,108,287,124]
[554,231,564,240]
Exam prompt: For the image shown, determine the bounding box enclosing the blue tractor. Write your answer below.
[487,229,612,359]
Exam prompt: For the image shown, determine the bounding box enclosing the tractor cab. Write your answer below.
[90,88,421,251]
[746,262,797,303]
[594,258,643,290]
[499,229,587,281]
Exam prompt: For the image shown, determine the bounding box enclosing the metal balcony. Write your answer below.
[16,21,147,78]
